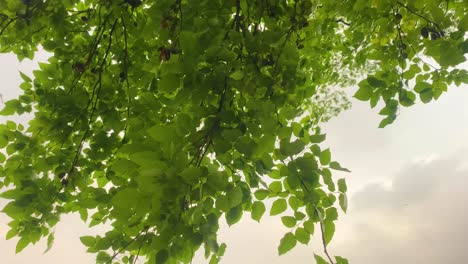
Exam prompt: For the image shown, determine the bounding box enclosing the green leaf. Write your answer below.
[329,162,350,172]
[288,196,301,211]
[303,219,315,234]
[0,189,21,199]
[370,92,380,108]
[319,148,331,165]
[337,178,347,192]
[280,139,304,157]
[294,211,306,220]
[309,134,326,143]
[254,189,270,200]
[6,228,18,240]
[310,145,321,156]
[6,120,16,130]
[44,232,55,253]
[314,254,329,264]
[323,221,335,245]
[3,201,26,218]
[325,207,338,222]
[229,71,244,80]
[179,167,203,185]
[19,71,32,82]
[335,256,349,264]
[439,41,465,67]
[339,193,348,213]
[209,256,220,264]
[420,89,433,103]
[96,251,111,263]
[354,82,372,101]
[159,73,180,93]
[226,206,243,226]
[366,76,386,87]
[281,216,296,228]
[80,236,96,247]
[269,181,282,193]
[268,170,281,179]
[228,186,244,208]
[79,208,88,222]
[16,237,30,253]
[378,115,397,128]
[278,232,296,255]
[294,227,310,244]
[156,249,169,264]
[414,81,432,93]
[111,187,137,218]
[270,199,287,216]
[0,100,19,116]
[251,201,266,222]
[399,90,416,107]
[321,168,335,192]
[215,195,230,212]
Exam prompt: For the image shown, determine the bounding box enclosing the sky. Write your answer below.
[0,52,467,264]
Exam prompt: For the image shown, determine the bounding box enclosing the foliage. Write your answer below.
[0,0,466,263]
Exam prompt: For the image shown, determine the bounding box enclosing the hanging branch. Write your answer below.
[335,18,350,26]
[133,228,149,264]
[66,18,119,186]
[191,78,228,167]
[396,1,443,32]
[107,226,150,264]
[298,177,335,264]
[0,17,17,36]
[121,15,131,142]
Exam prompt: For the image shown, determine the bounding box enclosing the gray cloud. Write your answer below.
[335,154,468,264]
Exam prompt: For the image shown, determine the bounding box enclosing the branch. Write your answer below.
[396,1,443,32]
[317,210,335,264]
[335,18,350,26]
[133,228,149,264]
[121,15,131,142]
[401,32,440,71]
[107,226,150,264]
[68,18,118,181]
[191,77,228,167]
[273,26,295,74]
[0,17,17,36]
[298,178,335,264]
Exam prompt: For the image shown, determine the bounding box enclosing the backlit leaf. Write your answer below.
[251,201,266,222]
[281,216,296,228]
[278,232,296,255]
[294,227,310,244]
[270,199,287,216]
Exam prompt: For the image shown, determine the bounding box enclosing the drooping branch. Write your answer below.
[66,18,119,187]
[107,226,150,264]
[298,177,335,264]
[0,17,17,36]
[396,1,443,32]
[335,18,350,26]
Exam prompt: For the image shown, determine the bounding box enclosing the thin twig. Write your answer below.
[396,1,443,32]
[297,174,335,264]
[107,226,150,264]
[68,18,118,180]
[0,17,17,36]
[335,18,350,26]
[133,228,149,264]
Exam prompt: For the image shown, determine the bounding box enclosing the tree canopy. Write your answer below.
[0,0,466,263]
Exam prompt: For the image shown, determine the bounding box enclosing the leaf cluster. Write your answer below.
[0,0,466,263]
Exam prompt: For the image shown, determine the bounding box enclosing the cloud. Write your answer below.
[334,153,468,264]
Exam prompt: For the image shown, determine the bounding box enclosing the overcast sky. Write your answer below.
[1,52,467,264]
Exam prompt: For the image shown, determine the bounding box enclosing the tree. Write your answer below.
[0,0,466,263]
